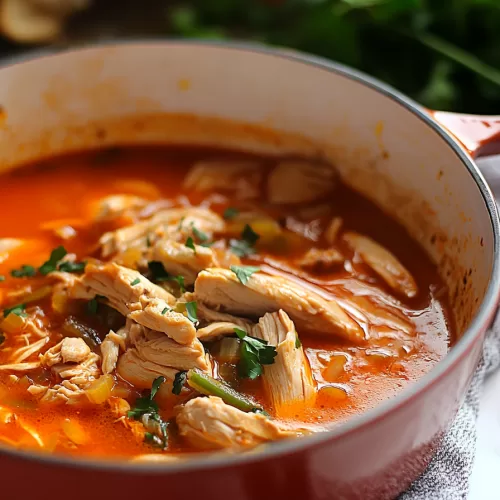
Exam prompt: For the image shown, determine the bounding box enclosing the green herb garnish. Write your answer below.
[185,236,196,253]
[242,224,260,246]
[234,327,277,380]
[172,370,188,395]
[229,224,260,257]
[185,301,198,325]
[130,278,141,286]
[11,265,36,278]
[295,334,302,349]
[4,303,27,318]
[39,246,67,275]
[148,261,186,293]
[192,225,209,243]
[58,261,87,274]
[223,207,239,220]
[161,307,170,315]
[230,265,260,285]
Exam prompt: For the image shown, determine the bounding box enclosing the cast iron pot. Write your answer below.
[0,41,500,500]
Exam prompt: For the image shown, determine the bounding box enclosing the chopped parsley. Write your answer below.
[229,224,260,257]
[223,207,239,220]
[185,301,198,325]
[295,334,302,349]
[147,261,186,293]
[4,303,27,318]
[177,216,185,231]
[172,370,188,395]
[234,328,277,380]
[11,265,36,278]
[185,236,196,253]
[39,246,67,275]
[130,278,141,286]
[192,225,209,243]
[230,265,260,285]
[128,377,168,450]
[58,261,87,274]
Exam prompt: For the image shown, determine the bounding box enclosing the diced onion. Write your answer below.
[86,374,114,404]
[62,418,89,445]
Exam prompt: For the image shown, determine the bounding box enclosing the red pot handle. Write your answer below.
[431,111,500,158]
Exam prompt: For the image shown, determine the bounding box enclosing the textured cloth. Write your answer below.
[400,312,500,499]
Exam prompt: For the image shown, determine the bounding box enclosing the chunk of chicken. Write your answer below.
[297,247,344,273]
[152,239,220,285]
[324,216,343,244]
[183,160,263,200]
[93,194,147,222]
[252,311,316,414]
[267,160,337,205]
[40,338,90,366]
[176,396,294,451]
[70,263,196,345]
[41,348,101,405]
[344,232,418,299]
[101,327,128,374]
[99,207,224,257]
[195,268,364,343]
[117,349,178,389]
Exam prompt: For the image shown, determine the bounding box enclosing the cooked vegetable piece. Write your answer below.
[186,368,262,413]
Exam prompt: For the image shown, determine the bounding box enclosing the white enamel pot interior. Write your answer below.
[0,42,498,500]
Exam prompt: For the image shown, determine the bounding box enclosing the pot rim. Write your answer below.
[0,39,499,474]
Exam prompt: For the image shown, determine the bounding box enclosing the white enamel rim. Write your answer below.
[0,40,499,473]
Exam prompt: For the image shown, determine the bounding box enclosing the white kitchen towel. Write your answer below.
[400,312,500,500]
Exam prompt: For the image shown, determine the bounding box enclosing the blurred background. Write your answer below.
[1,0,499,113]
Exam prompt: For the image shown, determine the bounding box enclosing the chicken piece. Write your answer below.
[99,207,224,257]
[176,396,294,451]
[197,322,249,342]
[183,160,263,200]
[101,327,128,374]
[253,311,316,415]
[297,247,344,273]
[117,349,178,389]
[108,397,131,418]
[41,352,101,404]
[40,338,90,367]
[70,263,195,345]
[267,160,337,205]
[93,194,147,222]
[195,268,364,343]
[9,337,49,364]
[344,232,418,299]
[152,239,221,285]
[129,322,210,371]
[0,361,40,372]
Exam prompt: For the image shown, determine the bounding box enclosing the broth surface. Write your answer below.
[0,147,452,460]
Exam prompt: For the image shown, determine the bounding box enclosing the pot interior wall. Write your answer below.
[0,43,494,337]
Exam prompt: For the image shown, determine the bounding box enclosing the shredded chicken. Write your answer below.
[101,327,128,374]
[267,160,337,205]
[152,239,221,285]
[344,232,418,299]
[253,311,316,414]
[195,268,365,343]
[183,160,263,200]
[176,396,295,451]
[99,207,224,257]
[297,247,344,273]
[93,194,147,222]
[39,339,101,404]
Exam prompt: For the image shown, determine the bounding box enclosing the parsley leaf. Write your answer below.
[223,207,239,220]
[234,328,277,380]
[230,265,260,285]
[4,303,27,318]
[192,225,209,243]
[242,224,260,246]
[148,261,186,293]
[185,301,198,325]
[11,265,36,278]
[130,278,141,286]
[58,261,87,273]
[161,307,170,315]
[185,236,196,253]
[128,376,165,420]
[172,370,188,395]
[39,246,67,275]
[229,224,260,257]
[295,334,302,349]
[86,295,105,315]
